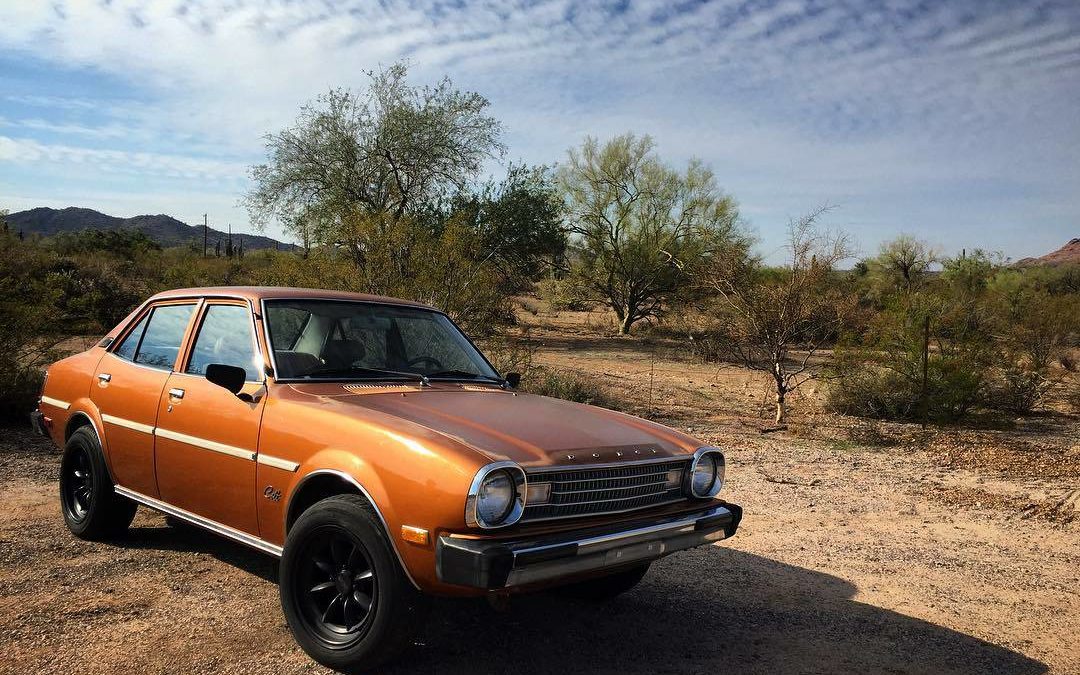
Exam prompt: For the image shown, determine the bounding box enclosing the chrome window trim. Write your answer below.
[256,454,300,472]
[286,469,420,590]
[181,299,266,385]
[102,349,173,374]
[101,413,154,435]
[465,461,527,529]
[39,395,71,410]
[124,301,201,372]
[153,427,256,461]
[686,447,725,498]
[115,486,283,557]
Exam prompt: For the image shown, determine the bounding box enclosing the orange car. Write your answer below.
[32,287,741,670]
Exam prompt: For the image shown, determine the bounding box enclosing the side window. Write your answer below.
[186,305,261,381]
[114,314,149,361]
[133,304,196,369]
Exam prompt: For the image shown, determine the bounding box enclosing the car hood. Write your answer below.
[284,383,700,468]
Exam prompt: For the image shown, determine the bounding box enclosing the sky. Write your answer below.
[0,0,1077,262]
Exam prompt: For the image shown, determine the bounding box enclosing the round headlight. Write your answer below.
[476,470,515,525]
[689,450,725,498]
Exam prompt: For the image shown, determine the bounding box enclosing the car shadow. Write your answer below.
[115,523,1046,675]
[391,546,1047,675]
[119,521,279,584]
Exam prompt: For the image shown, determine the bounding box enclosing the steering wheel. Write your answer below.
[406,356,443,370]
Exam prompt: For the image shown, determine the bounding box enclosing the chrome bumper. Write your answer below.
[436,502,741,589]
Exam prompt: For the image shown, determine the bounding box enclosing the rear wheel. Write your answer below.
[59,426,137,539]
[280,495,428,672]
[553,562,651,601]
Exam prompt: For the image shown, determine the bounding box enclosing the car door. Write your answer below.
[154,300,266,535]
[92,301,198,498]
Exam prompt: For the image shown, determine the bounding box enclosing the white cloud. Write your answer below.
[0,0,1076,260]
[0,135,247,181]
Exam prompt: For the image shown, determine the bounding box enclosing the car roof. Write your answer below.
[147,286,435,310]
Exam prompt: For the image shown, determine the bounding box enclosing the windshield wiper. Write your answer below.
[301,365,430,386]
[426,370,506,384]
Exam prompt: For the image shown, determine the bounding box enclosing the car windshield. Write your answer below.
[263,299,500,382]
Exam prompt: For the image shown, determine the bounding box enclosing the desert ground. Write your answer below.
[1,303,1077,675]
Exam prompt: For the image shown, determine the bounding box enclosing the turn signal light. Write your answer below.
[400,525,429,545]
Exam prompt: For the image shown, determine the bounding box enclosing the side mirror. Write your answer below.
[505,372,521,389]
[205,363,247,395]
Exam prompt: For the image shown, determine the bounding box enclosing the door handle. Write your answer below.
[97,373,112,383]
[168,388,185,400]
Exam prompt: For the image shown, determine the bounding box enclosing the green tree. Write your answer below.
[864,234,938,300]
[245,63,504,268]
[559,133,744,334]
[448,164,566,289]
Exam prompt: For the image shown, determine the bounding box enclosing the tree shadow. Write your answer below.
[390,547,1047,675]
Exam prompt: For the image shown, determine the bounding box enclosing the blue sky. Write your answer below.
[0,0,1077,262]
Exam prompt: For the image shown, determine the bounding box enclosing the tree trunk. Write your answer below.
[774,391,786,424]
[619,314,633,335]
[773,359,787,424]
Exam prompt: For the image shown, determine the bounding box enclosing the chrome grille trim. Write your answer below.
[523,459,688,522]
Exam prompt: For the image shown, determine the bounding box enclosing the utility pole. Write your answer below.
[203,213,208,257]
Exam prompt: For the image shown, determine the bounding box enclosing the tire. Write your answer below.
[280,495,428,672]
[553,562,651,601]
[59,426,137,540]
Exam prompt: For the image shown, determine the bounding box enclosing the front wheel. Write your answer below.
[59,426,137,539]
[280,495,428,672]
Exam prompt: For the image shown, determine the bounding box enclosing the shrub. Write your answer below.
[826,292,990,423]
[520,367,623,410]
[0,233,64,420]
[537,276,592,312]
[983,366,1051,415]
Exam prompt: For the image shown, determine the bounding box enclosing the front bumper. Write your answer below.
[436,502,742,589]
[30,410,49,438]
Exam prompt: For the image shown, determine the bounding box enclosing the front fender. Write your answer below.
[256,397,488,595]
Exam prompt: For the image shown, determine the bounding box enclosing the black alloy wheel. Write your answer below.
[280,494,428,671]
[61,444,94,522]
[298,527,378,643]
[58,426,137,539]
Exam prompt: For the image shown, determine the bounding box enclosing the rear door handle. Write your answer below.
[168,388,185,400]
[97,373,112,383]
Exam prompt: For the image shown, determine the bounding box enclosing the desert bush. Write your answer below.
[827,292,990,423]
[537,276,592,312]
[0,233,64,420]
[477,332,536,376]
[520,366,623,410]
[983,367,1049,415]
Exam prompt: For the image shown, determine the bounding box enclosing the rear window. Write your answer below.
[126,304,196,369]
[114,314,149,361]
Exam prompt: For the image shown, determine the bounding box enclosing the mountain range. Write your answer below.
[4,207,297,252]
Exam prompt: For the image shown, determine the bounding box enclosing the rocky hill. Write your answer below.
[4,207,297,252]
[1017,237,1080,266]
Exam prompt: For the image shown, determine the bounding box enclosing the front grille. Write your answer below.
[523,460,688,522]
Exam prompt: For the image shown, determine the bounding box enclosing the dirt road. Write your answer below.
[1,312,1078,674]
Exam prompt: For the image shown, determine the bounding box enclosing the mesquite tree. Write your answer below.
[245,63,504,267]
[558,133,744,334]
[701,207,853,423]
